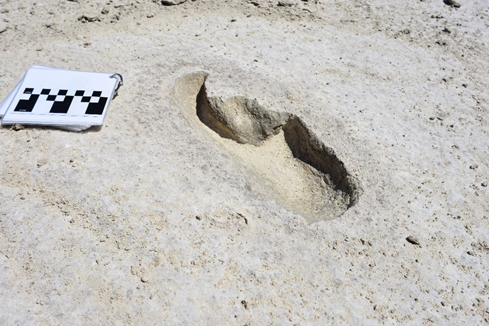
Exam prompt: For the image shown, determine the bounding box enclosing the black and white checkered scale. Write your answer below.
[14,88,108,115]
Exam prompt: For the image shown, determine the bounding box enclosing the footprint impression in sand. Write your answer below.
[172,72,362,223]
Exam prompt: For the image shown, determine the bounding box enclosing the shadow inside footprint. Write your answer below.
[173,72,362,223]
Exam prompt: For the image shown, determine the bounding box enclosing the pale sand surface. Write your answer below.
[0,0,488,324]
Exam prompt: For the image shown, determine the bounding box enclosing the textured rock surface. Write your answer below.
[0,0,488,324]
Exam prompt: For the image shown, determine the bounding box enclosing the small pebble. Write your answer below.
[444,0,461,7]
[278,0,297,6]
[161,0,187,5]
[12,124,24,131]
[131,266,141,275]
[406,235,421,246]
[470,164,478,170]
[0,21,8,33]
[482,182,487,187]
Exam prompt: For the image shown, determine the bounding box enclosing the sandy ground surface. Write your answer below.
[0,0,488,324]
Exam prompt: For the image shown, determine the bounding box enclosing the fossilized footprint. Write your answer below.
[172,72,362,223]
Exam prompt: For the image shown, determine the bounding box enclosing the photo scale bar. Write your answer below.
[14,88,107,115]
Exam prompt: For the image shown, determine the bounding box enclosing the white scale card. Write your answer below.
[0,65,120,128]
